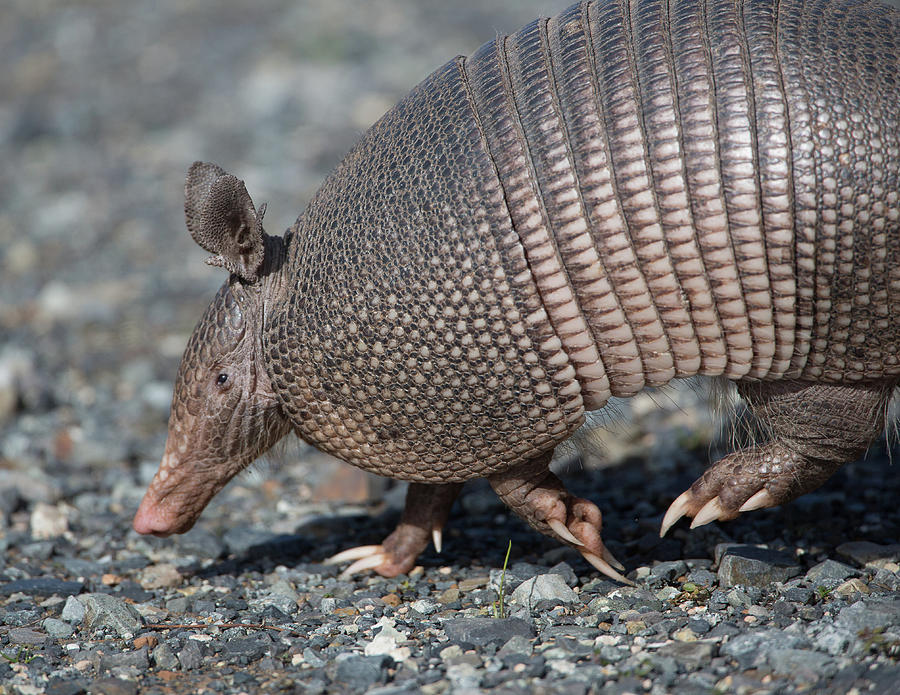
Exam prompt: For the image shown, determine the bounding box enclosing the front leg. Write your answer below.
[488,452,632,585]
[327,482,462,577]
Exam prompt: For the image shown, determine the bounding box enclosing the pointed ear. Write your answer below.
[183,161,266,283]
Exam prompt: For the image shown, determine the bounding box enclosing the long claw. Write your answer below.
[660,490,693,537]
[432,528,443,554]
[602,546,625,572]
[547,518,584,546]
[340,553,387,579]
[690,497,725,529]
[326,544,383,565]
[740,488,774,512]
[582,551,634,586]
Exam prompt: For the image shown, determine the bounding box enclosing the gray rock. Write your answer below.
[641,653,679,682]
[178,640,204,670]
[768,648,837,681]
[658,641,714,671]
[781,587,815,604]
[366,686,423,695]
[85,678,137,695]
[773,600,796,616]
[8,627,47,645]
[547,562,579,587]
[45,680,89,695]
[836,541,900,566]
[686,568,717,587]
[266,579,301,607]
[152,643,179,671]
[446,662,482,690]
[725,587,753,608]
[164,596,190,613]
[872,568,900,592]
[595,644,629,664]
[224,638,267,663]
[510,573,578,610]
[835,598,900,632]
[20,540,55,560]
[812,625,857,656]
[720,629,811,669]
[58,558,104,578]
[79,594,143,638]
[806,559,861,584]
[717,545,801,587]
[497,634,534,657]
[99,648,150,672]
[333,654,389,690]
[256,592,298,616]
[303,647,327,668]
[630,589,665,611]
[649,560,688,583]
[42,617,74,639]
[489,561,578,595]
[443,617,535,646]
[688,618,711,634]
[409,598,439,615]
[0,578,84,598]
[868,664,900,692]
[3,606,42,626]
[0,474,62,504]
[61,596,86,624]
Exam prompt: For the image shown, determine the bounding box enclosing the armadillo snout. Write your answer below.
[132,451,210,536]
[132,490,192,536]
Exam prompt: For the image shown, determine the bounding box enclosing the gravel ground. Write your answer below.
[3,1,900,693]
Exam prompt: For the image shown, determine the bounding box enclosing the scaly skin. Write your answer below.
[135,1,900,583]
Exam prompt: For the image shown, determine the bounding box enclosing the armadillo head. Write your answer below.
[133,162,291,536]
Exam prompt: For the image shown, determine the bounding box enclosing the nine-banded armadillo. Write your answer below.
[133,0,900,584]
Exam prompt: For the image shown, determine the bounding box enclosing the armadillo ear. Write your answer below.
[183,161,266,283]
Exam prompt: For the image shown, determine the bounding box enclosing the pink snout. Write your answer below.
[132,491,194,536]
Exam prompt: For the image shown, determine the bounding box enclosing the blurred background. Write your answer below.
[2,0,899,538]
[0,0,590,534]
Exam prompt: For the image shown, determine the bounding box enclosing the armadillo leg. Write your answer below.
[661,379,896,536]
[326,482,462,578]
[488,452,632,585]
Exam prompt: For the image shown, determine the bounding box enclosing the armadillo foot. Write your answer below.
[325,482,462,578]
[489,453,633,585]
[660,379,896,537]
[659,443,828,536]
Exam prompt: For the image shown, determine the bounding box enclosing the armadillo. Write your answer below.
[133,0,900,584]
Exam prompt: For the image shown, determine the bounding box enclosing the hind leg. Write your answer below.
[661,379,895,536]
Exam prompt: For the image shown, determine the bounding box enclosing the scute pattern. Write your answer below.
[264,0,900,483]
[266,61,585,482]
[780,0,900,380]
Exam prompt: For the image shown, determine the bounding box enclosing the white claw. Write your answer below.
[603,547,625,572]
[340,552,387,579]
[432,528,443,554]
[690,497,726,529]
[740,488,774,512]
[325,544,383,565]
[582,551,634,586]
[548,518,584,546]
[660,490,693,537]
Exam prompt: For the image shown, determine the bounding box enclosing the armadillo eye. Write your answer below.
[216,373,229,385]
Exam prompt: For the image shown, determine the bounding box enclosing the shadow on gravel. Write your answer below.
[189,436,899,581]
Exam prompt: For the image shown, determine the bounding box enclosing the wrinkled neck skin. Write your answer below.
[133,233,294,537]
